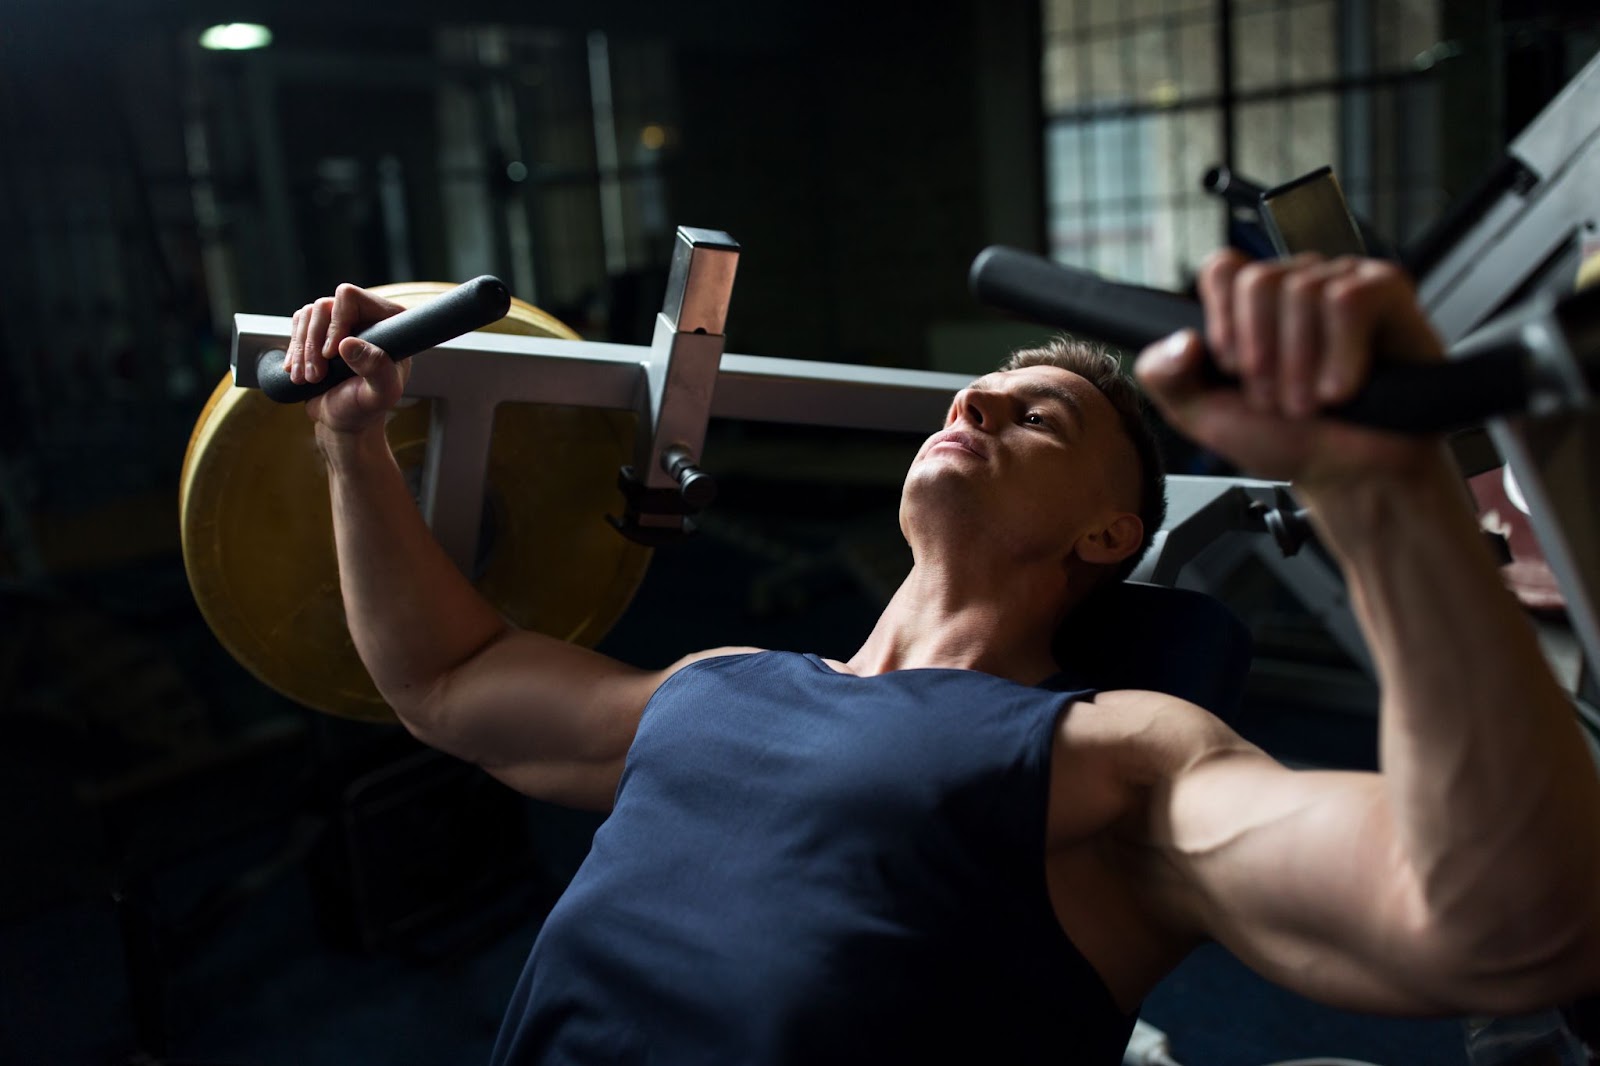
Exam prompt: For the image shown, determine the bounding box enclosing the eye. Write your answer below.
[1023,411,1048,426]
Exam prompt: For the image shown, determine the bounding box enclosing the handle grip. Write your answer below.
[968,246,1531,434]
[256,275,512,403]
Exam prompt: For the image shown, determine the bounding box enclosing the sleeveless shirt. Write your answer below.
[489,650,1135,1064]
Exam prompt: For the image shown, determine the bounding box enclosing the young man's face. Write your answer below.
[902,365,1143,570]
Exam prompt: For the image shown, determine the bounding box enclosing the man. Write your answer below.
[285,251,1600,1063]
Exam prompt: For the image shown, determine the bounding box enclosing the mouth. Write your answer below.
[927,431,986,460]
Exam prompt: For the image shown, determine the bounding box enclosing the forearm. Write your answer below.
[1303,450,1600,960]
[320,425,510,715]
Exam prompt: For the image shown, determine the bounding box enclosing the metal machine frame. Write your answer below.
[233,228,974,576]
[1416,50,1600,692]
[230,229,1339,611]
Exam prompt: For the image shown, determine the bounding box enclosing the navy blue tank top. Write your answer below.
[490,651,1135,1065]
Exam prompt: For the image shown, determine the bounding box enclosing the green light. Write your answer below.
[199,23,273,51]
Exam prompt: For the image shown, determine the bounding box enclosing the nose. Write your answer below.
[953,386,1001,431]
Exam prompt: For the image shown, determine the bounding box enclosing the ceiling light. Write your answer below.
[199,24,273,51]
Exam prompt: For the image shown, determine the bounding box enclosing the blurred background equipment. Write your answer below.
[3,1,1600,1064]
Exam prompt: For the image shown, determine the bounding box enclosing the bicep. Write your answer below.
[409,633,750,810]
[1096,690,1457,1013]
[1143,748,1454,1013]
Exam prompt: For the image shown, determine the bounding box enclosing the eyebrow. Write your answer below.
[1011,380,1082,418]
[957,375,1083,437]
[967,375,1083,418]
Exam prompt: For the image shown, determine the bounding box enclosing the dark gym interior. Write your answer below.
[3,1,1600,1063]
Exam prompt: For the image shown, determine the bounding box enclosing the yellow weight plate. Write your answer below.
[180,286,651,722]
[1580,251,1600,292]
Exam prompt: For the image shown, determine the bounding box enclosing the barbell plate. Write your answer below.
[180,285,652,722]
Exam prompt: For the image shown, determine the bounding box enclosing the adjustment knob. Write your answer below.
[662,446,717,509]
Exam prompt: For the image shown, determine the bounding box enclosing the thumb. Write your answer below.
[337,336,392,378]
[1133,329,1207,411]
[1134,328,1258,451]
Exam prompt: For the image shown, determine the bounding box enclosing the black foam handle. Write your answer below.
[256,275,512,404]
[968,246,1532,434]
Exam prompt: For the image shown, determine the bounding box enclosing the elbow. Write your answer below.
[379,625,515,742]
[382,672,454,747]
[1419,901,1600,1014]
[1404,826,1600,1012]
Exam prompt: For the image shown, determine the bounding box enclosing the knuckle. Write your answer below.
[1356,259,1415,300]
[1202,247,1245,274]
[1361,258,1405,283]
[1325,275,1365,309]
[1282,272,1320,300]
[1236,261,1280,294]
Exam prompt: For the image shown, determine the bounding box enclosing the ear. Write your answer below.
[1073,511,1144,567]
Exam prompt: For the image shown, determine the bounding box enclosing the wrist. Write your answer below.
[1298,446,1477,562]
[315,422,393,473]
[1296,438,1455,505]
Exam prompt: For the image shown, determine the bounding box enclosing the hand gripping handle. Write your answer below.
[968,246,1531,434]
[255,275,512,404]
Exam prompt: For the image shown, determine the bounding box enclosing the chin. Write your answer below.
[902,473,987,534]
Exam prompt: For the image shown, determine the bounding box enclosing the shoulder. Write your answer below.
[1047,689,1258,843]
[655,645,771,686]
[1057,688,1253,785]
[673,645,768,670]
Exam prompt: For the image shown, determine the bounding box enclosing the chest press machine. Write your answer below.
[183,199,1600,742]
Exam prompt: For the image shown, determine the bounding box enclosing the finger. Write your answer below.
[1362,261,1445,363]
[1197,249,1247,372]
[1134,330,1209,415]
[287,306,307,385]
[303,297,334,384]
[337,336,397,382]
[1137,329,1285,460]
[325,283,402,360]
[1277,272,1320,418]
[1320,262,1394,404]
[1236,262,1285,412]
[1319,260,1444,405]
[1276,257,1344,417]
[343,338,406,413]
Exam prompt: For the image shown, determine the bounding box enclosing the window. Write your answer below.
[1042,0,1442,288]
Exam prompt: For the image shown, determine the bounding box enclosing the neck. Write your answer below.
[846,545,1077,684]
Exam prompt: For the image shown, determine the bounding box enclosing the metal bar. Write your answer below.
[1407,49,1600,681]
[419,395,499,575]
[1250,538,1374,676]
[232,306,977,557]
[712,355,970,432]
[1134,475,1278,586]
[1492,414,1600,699]
[1419,49,1600,339]
[232,316,971,433]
